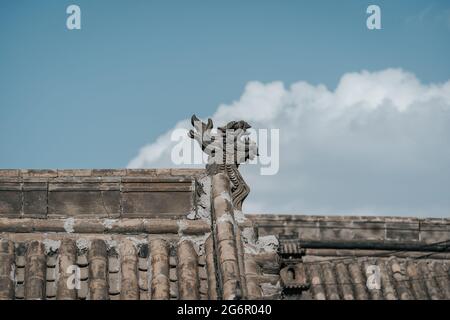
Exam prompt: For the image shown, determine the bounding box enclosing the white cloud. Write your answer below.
[128,69,450,218]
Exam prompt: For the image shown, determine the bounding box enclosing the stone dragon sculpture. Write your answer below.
[188,114,258,211]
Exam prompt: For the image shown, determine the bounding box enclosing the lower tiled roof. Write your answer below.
[282,256,450,300]
[250,214,450,300]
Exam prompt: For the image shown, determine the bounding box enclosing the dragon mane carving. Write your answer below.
[188,114,258,211]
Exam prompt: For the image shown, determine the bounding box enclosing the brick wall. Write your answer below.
[248,214,450,244]
[0,169,204,219]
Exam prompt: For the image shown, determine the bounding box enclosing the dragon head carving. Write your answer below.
[188,114,258,211]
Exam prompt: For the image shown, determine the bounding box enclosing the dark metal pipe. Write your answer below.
[296,239,450,252]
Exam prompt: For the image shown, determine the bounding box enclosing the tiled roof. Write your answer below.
[0,169,217,300]
[249,215,450,300]
[1,170,449,300]
[280,254,450,300]
[0,236,213,300]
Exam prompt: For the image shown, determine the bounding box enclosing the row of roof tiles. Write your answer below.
[280,256,450,300]
[0,237,214,300]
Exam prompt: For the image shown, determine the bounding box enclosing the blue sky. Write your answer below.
[1,0,449,169]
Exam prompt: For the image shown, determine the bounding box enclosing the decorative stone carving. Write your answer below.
[278,236,309,298]
[188,115,258,211]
